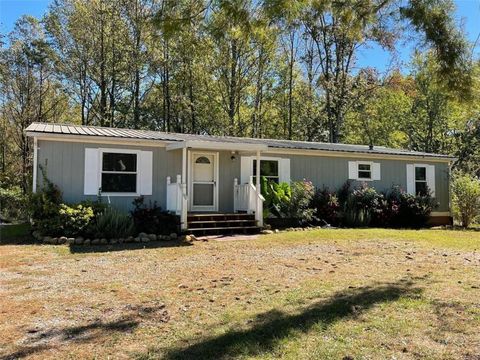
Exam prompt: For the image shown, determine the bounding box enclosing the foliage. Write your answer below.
[261,176,291,218]
[281,180,316,224]
[29,166,63,236]
[0,185,28,221]
[343,184,384,227]
[386,186,436,228]
[130,196,179,235]
[451,172,480,227]
[91,207,135,239]
[58,203,95,237]
[311,187,340,226]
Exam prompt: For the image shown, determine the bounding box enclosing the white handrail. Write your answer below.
[167,175,188,230]
[233,177,264,227]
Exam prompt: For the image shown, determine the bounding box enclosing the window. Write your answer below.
[195,156,211,164]
[101,152,137,193]
[358,163,372,180]
[415,166,427,196]
[253,159,279,183]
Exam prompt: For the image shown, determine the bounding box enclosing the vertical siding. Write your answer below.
[37,140,450,213]
[37,140,182,212]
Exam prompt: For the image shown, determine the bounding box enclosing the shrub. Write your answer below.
[130,196,179,234]
[343,184,383,227]
[29,166,63,236]
[311,187,340,226]
[261,177,291,218]
[281,180,316,224]
[451,172,480,227]
[58,204,95,237]
[387,186,436,228]
[0,185,28,221]
[91,207,135,239]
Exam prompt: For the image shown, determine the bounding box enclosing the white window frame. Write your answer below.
[98,148,141,196]
[253,157,280,183]
[357,161,373,181]
[414,164,428,196]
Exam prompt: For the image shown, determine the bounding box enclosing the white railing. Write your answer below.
[166,175,188,230]
[233,177,265,227]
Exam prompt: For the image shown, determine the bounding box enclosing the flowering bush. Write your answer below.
[311,187,340,225]
[281,180,316,224]
[58,204,95,237]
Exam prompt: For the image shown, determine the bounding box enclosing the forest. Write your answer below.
[0,0,479,195]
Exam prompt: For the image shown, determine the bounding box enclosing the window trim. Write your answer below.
[252,157,280,183]
[98,148,141,196]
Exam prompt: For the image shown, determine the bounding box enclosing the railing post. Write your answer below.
[233,178,238,213]
[181,182,188,230]
[255,150,263,227]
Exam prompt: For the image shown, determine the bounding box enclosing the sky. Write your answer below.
[1,0,480,72]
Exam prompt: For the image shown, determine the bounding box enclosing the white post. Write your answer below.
[181,147,188,230]
[255,150,263,227]
[233,178,238,213]
[166,176,171,185]
[32,137,38,193]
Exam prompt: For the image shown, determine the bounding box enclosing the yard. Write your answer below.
[1,228,479,360]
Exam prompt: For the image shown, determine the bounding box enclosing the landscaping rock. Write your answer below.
[42,236,52,244]
[138,232,148,238]
[183,235,192,242]
[92,239,100,245]
[100,238,108,245]
[141,237,150,243]
[83,239,91,246]
[67,238,75,245]
[163,235,171,241]
[58,236,67,244]
[118,238,124,244]
[169,232,178,239]
[148,234,157,241]
[134,237,141,243]
[261,229,274,235]
[110,238,118,244]
[274,229,279,233]
[74,237,84,245]
[32,231,42,241]
[126,236,134,243]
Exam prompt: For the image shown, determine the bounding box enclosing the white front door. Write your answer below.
[190,152,218,212]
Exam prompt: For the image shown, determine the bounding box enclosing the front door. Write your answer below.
[190,152,218,212]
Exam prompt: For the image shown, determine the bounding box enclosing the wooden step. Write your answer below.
[188,220,257,229]
[186,226,260,235]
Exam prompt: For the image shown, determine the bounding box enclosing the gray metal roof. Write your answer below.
[26,122,455,160]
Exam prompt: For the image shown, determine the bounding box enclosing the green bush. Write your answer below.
[311,187,340,226]
[0,185,28,221]
[261,177,291,218]
[343,184,383,227]
[452,171,480,227]
[91,207,135,239]
[130,196,179,234]
[58,204,95,237]
[29,167,63,236]
[281,180,316,224]
[386,186,436,228]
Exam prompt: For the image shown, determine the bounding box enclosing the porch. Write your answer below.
[164,140,268,233]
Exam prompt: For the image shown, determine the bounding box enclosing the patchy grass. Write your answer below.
[0,228,479,359]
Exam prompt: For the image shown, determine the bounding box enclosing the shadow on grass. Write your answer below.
[69,240,192,253]
[2,302,168,360]
[148,280,421,360]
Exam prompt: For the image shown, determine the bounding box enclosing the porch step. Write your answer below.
[186,213,260,235]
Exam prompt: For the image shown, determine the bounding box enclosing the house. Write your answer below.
[26,122,454,232]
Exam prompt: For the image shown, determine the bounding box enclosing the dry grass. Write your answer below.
[0,228,479,359]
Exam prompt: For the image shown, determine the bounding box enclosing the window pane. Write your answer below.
[415,167,426,181]
[415,181,427,196]
[102,173,136,193]
[358,171,371,179]
[102,153,137,172]
[253,160,279,178]
[358,164,371,171]
[253,176,279,184]
[195,156,211,164]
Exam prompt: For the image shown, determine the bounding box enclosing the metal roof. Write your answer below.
[26,122,455,160]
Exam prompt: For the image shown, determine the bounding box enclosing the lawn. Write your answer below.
[0,228,479,359]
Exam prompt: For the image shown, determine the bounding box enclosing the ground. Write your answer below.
[0,228,479,360]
